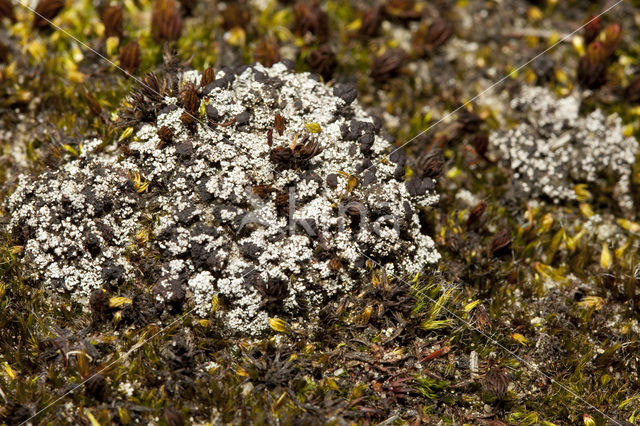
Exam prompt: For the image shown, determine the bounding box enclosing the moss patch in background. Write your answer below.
[1,0,640,424]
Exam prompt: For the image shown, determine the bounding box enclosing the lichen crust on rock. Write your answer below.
[8,62,440,335]
[489,86,639,213]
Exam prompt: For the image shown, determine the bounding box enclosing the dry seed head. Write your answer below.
[101,4,124,38]
[0,0,16,23]
[151,0,183,43]
[32,0,65,30]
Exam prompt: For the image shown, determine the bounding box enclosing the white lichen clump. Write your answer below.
[489,86,638,213]
[8,63,440,335]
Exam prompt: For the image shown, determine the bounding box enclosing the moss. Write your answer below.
[3,0,640,424]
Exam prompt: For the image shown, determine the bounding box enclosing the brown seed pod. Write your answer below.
[89,289,110,317]
[416,148,445,179]
[490,229,511,256]
[180,84,200,115]
[306,44,337,81]
[32,0,65,30]
[83,89,103,118]
[119,40,141,75]
[275,191,289,214]
[359,6,382,38]
[269,134,322,169]
[163,407,185,426]
[483,365,509,399]
[328,256,342,273]
[472,133,489,157]
[221,2,250,31]
[412,18,453,57]
[625,74,640,104]
[157,125,174,145]
[383,0,421,22]
[254,36,281,68]
[267,128,273,147]
[151,0,183,43]
[344,199,365,217]
[293,0,329,41]
[200,67,215,87]
[138,73,165,103]
[577,41,608,89]
[252,184,274,199]
[0,0,16,23]
[583,15,602,45]
[469,304,491,331]
[270,146,293,165]
[371,48,406,82]
[465,201,486,229]
[274,113,285,136]
[101,4,123,38]
[180,111,197,130]
[601,23,621,58]
[0,41,8,64]
[85,374,107,401]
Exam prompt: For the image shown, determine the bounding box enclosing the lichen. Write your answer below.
[7,62,440,335]
[489,86,638,213]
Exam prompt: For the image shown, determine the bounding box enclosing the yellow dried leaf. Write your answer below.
[326,377,340,391]
[117,407,131,425]
[106,36,120,57]
[274,392,287,410]
[236,366,249,377]
[600,243,612,270]
[113,310,122,325]
[211,295,219,312]
[109,296,132,308]
[4,362,16,380]
[463,300,480,312]
[565,229,585,252]
[62,144,79,156]
[578,296,604,310]
[579,203,594,218]
[305,122,322,133]
[623,124,634,138]
[574,184,592,201]
[227,27,246,46]
[346,18,361,31]
[119,127,134,141]
[346,175,358,193]
[76,352,91,378]
[527,6,543,22]
[540,213,554,233]
[583,414,596,426]
[572,35,585,56]
[617,218,640,233]
[85,409,101,426]
[360,305,373,325]
[26,40,47,61]
[615,239,630,259]
[512,333,528,345]
[268,317,289,333]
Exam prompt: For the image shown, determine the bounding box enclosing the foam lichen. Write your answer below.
[489,86,639,214]
[7,62,440,335]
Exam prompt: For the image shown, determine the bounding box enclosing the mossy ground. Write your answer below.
[2,0,640,424]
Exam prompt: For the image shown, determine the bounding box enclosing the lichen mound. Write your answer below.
[489,86,638,213]
[8,63,440,335]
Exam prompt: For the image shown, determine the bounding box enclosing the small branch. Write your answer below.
[503,28,572,40]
